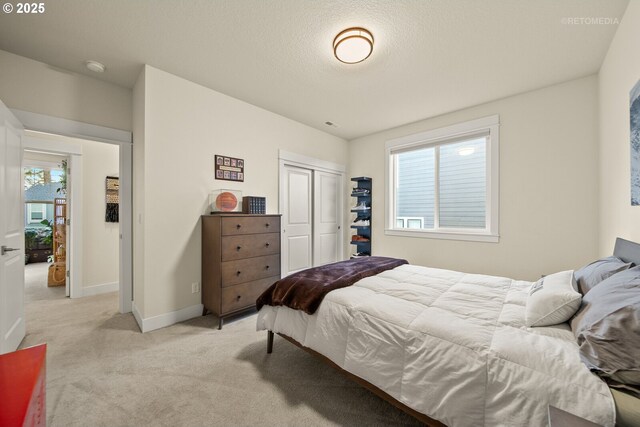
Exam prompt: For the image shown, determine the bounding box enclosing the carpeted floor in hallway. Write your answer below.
[19,269,421,427]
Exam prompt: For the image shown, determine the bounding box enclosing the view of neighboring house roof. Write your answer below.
[24,183,63,202]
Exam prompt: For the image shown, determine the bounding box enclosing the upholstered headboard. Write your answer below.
[613,237,640,265]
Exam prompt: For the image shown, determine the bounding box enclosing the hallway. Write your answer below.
[25,262,65,303]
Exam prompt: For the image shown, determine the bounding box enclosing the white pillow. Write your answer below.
[525,270,582,327]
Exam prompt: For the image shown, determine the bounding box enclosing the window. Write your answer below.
[397,217,424,229]
[385,116,499,242]
[27,203,47,224]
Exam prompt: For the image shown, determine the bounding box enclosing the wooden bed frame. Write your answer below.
[265,237,640,427]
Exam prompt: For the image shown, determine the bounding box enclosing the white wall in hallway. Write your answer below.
[81,139,120,290]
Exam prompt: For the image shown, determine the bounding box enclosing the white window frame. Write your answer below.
[397,216,424,229]
[27,203,47,224]
[385,115,499,243]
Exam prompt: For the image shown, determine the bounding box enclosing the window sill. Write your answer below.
[384,228,499,243]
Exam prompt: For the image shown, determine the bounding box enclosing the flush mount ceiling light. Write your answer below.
[333,27,374,64]
[85,60,105,73]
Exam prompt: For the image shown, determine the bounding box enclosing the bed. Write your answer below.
[256,238,640,426]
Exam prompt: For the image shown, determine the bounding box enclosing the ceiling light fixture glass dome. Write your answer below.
[333,27,374,64]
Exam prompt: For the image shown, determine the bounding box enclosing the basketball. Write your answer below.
[216,192,238,212]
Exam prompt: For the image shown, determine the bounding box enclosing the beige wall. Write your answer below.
[0,49,132,131]
[81,140,120,289]
[598,1,640,255]
[348,76,600,281]
[132,67,146,312]
[134,65,348,318]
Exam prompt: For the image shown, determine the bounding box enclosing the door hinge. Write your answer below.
[66,270,70,278]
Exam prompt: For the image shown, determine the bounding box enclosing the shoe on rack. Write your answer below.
[351,235,370,242]
[351,252,370,258]
[352,188,370,194]
[352,219,370,226]
[352,202,370,211]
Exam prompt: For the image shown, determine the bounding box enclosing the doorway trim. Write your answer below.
[278,150,346,175]
[14,109,133,314]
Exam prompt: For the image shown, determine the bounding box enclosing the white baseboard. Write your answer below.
[131,302,203,333]
[83,281,119,297]
[132,302,144,332]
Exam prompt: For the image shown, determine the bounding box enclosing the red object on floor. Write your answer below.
[0,344,47,427]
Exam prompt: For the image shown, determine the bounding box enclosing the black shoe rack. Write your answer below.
[350,177,371,258]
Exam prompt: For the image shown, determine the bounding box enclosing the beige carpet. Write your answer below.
[19,287,422,426]
[25,262,66,303]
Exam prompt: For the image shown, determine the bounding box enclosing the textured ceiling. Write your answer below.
[0,0,629,139]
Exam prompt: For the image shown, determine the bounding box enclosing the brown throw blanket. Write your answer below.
[256,256,408,314]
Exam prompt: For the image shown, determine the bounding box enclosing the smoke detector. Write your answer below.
[85,60,105,73]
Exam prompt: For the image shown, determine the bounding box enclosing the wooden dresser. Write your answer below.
[201,214,281,329]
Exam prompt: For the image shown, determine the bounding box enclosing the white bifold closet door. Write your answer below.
[313,171,340,266]
[282,165,313,276]
[281,164,342,277]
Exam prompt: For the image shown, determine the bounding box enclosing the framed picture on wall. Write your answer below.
[215,154,245,182]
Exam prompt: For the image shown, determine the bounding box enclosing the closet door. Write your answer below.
[313,171,342,266]
[281,165,313,276]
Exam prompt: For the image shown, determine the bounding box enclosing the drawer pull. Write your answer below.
[236,271,241,276]
[265,223,270,228]
[236,295,241,301]
[236,246,242,251]
[265,243,270,247]
[265,265,270,270]
[236,224,242,229]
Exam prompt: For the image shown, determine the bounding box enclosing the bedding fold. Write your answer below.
[256,256,408,314]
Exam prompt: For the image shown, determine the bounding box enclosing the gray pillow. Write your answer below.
[574,256,633,295]
[571,266,640,395]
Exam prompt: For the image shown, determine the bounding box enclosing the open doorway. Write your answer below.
[22,132,121,308]
[23,151,68,302]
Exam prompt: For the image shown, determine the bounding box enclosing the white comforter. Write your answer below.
[256,264,615,427]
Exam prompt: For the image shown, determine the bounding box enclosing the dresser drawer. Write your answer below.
[221,233,280,261]
[221,254,280,286]
[221,276,278,314]
[221,216,280,236]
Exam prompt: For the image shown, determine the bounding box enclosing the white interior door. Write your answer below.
[0,101,25,354]
[64,158,71,297]
[281,165,313,276]
[313,171,342,266]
